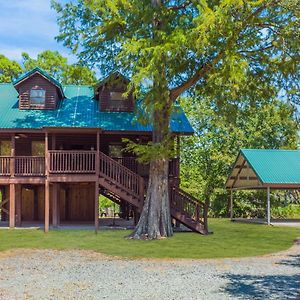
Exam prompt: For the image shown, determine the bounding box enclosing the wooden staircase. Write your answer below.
[98,152,208,234]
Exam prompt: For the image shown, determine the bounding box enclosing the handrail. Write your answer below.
[99,152,145,201]
[49,150,96,173]
[0,156,11,176]
[15,156,45,176]
[170,185,206,226]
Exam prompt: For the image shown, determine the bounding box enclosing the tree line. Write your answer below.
[0,50,96,85]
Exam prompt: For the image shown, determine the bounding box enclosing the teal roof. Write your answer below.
[0,83,194,133]
[241,149,300,184]
[13,67,64,97]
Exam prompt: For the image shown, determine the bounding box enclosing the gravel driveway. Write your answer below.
[0,242,299,300]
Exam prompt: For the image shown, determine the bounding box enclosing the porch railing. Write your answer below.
[0,157,11,176]
[15,156,45,176]
[49,150,96,174]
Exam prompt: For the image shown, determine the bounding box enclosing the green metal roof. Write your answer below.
[241,149,300,184]
[0,83,194,133]
[13,67,65,98]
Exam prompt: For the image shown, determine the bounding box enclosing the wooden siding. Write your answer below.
[97,84,134,112]
[17,74,60,110]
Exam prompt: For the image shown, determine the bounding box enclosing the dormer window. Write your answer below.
[110,91,126,101]
[30,86,46,106]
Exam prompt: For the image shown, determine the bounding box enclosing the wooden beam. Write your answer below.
[45,132,49,233]
[231,160,246,188]
[15,185,22,227]
[267,187,271,225]
[45,180,50,233]
[95,182,99,233]
[9,183,15,228]
[230,189,233,220]
[10,135,15,177]
[52,183,59,227]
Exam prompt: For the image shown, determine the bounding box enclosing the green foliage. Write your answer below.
[53,0,300,162]
[0,55,22,83]
[180,95,298,216]
[0,219,299,258]
[272,204,300,219]
[22,50,97,85]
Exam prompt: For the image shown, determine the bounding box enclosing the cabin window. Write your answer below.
[109,144,123,157]
[0,141,11,156]
[110,91,127,101]
[30,86,46,106]
[32,141,45,156]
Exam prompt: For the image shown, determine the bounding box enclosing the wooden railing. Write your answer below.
[15,156,45,176]
[100,152,145,200]
[0,157,11,176]
[112,157,179,178]
[49,150,96,174]
[170,185,206,227]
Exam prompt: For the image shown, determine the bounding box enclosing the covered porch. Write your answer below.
[226,149,300,225]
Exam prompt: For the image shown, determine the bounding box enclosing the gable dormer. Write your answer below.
[13,67,64,110]
[95,72,134,112]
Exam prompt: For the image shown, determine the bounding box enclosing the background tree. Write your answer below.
[53,0,300,239]
[22,50,97,85]
[0,55,22,83]
[180,94,298,217]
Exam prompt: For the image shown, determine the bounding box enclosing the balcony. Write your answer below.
[0,151,179,178]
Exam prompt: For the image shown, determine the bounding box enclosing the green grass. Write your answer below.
[0,219,299,259]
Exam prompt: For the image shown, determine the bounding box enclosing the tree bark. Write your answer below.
[130,103,173,239]
[130,157,173,239]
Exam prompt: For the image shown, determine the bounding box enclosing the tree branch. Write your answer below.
[169,0,279,101]
[170,51,224,101]
[167,0,192,11]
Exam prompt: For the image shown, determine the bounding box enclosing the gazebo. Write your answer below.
[226,149,300,225]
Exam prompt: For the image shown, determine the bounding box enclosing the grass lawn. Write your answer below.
[0,219,299,259]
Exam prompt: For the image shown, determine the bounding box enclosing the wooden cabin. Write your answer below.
[0,68,208,234]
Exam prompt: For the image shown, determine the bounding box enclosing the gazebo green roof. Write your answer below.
[226,149,300,189]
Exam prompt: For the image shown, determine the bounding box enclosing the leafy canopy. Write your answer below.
[0,55,22,83]
[53,0,299,106]
[22,50,97,85]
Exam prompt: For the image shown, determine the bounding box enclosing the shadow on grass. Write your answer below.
[221,255,300,299]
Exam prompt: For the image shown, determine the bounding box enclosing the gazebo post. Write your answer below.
[230,189,234,220]
[267,187,271,225]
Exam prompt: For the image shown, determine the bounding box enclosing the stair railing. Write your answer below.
[170,185,207,229]
[99,152,145,201]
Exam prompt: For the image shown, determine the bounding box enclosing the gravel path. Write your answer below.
[0,242,299,300]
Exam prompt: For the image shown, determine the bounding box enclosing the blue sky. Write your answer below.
[0,0,76,64]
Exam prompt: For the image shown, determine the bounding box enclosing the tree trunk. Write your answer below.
[130,101,173,239]
[130,157,173,239]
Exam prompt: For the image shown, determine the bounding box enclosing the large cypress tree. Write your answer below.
[52,0,299,239]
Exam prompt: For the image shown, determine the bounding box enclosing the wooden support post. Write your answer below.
[95,182,99,233]
[230,189,234,220]
[10,135,15,177]
[15,185,22,227]
[45,132,50,233]
[267,187,271,225]
[52,183,59,228]
[9,183,15,228]
[95,131,100,233]
[51,134,56,150]
[45,180,50,233]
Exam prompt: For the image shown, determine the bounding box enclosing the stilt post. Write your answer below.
[230,189,233,220]
[45,132,50,233]
[267,187,271,225]
[9,183,15,228]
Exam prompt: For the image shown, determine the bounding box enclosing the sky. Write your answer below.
[0,0,77,64]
